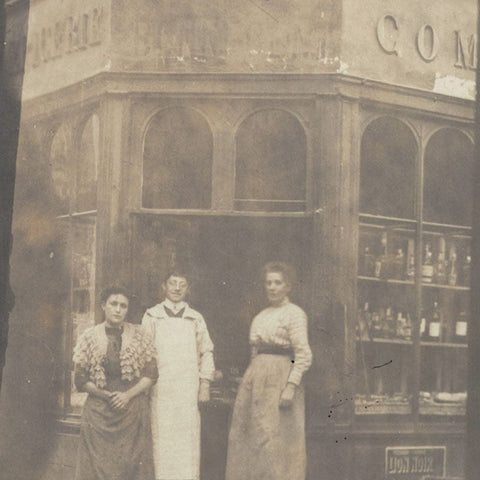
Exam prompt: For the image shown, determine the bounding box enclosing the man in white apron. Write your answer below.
[142,270,215,480]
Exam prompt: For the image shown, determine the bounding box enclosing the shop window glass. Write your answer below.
[235,109,307,211]
[50,125,70,215]
[142,108,213,209]
[424,128,473,226]
[360,117,417,219]
[76,114,99,212]
[69,217,97,411]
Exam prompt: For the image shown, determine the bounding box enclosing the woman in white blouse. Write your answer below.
[226,261,313,480]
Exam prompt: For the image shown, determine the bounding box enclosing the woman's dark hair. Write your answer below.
[100,286,131,305]
[261,261,296,288]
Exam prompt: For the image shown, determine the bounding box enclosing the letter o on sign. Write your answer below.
[376,14,399,55]
[416,24,439,62]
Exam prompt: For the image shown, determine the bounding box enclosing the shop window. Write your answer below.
[424,128,473,227]
[360,117,417,219]
[49,125,70,215]
[142,108,213,209]
[357,117,471,419]
[75,114,99,212]
[69,217,97,412]
[235,109,307,211]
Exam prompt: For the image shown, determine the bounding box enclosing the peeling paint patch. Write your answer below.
[433,72,475,100]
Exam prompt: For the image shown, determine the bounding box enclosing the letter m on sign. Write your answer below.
[455,31,477,70]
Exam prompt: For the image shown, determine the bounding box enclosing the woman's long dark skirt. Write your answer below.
[75,385,154,480]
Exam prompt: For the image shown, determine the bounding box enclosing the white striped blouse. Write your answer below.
[249,299,313,386]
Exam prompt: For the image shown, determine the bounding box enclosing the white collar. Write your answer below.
[163,298,187,313]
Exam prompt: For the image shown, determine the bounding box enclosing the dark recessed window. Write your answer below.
[360,117,417,219]
[424,128,473,226]
[235,109,307,211]
[143,108,213,209]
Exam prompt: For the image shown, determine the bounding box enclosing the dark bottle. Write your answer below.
[361,246,375,277]
[428,301,441,342]
[448,245,458,286]
[393,248,405,280]
[374,232,388,279]
[422,242,434,284]
[434,237,447,285]
[406,239,415,280]
[371,311,383,338]
[462,250,471,287]
[384,307,395,338]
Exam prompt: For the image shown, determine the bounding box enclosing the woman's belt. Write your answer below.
[256,345,294,356]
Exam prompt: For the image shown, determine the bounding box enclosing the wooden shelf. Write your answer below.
[420,341,467,349]
[422,282,470,291]
[355,397,411,415]
[358,275,414,286]
[357,337,412,345]
[419,403,466,416]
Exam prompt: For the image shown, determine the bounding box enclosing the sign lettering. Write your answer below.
[376,15,475,69]
[455,31,477,70]
[385,447,446,480]
[27,7,104,69]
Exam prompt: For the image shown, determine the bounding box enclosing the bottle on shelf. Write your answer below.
[406,238,415,281]
[455,310,468,344]
[360,246,375,277]
[434,237,447,285]
[357,302,372,340]
[428,301,441,342]
[461,247,471,287]
[448,244,458,286]
[384,307,395,338]
[420,311,428,340]
[374,232,388,279]
[392,248,405,280]
[371,311,383,339]
[422,242,434,284]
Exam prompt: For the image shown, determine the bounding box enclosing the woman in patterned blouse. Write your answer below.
[73,286,158,480]
[226,261,313,480]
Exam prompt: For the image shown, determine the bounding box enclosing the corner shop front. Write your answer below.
[0,1,477,479]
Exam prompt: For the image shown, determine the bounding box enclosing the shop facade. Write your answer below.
[0,1,477,479]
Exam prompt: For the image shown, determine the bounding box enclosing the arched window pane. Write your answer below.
[143,108,213,209]
[76,114,99,212]
[50,125,70,215]
[424,129,473,226]
[235,109,307,211]
[360,118,417,219]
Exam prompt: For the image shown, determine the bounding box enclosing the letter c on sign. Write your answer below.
[376,14,399,55]
[416,24,439,62]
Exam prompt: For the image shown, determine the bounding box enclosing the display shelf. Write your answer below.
[422,283,470,292]
[420,341,467,349]
[357,337,413,346]
[419,403,466,416]
[355,395,411,415]
[358,275,414,286]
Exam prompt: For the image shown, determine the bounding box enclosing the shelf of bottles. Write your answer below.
[356,221,415,415]
[355,221,470,416]
[418,230,469,416]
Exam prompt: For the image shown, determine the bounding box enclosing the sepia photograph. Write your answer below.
[0,1,479,479]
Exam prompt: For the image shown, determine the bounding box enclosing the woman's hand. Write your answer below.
[198,380,211,404]
[108,391,131,411]
[279,383,296,409]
